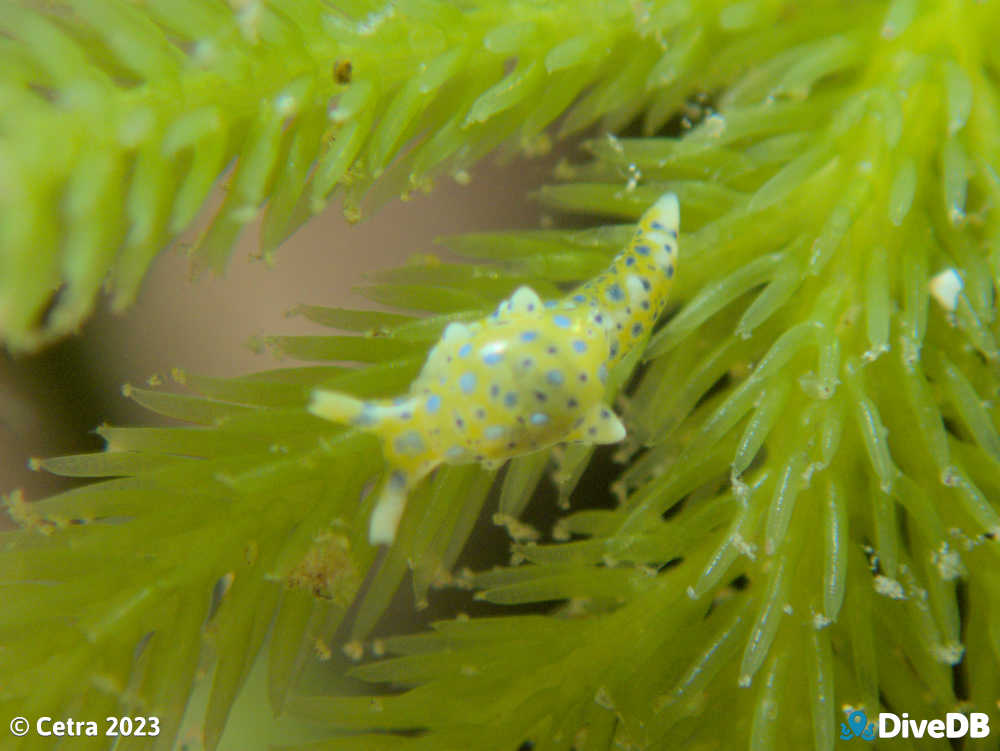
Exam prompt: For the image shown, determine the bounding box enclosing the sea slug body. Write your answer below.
[310,193,680,543]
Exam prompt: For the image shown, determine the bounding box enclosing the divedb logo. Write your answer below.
[840,710,991,741]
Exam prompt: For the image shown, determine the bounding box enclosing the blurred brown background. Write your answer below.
[0,152,565,508]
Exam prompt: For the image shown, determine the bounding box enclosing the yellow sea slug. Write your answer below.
[310,193,680,544]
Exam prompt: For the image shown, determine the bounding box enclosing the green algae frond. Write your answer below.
[3,1,1000,750]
